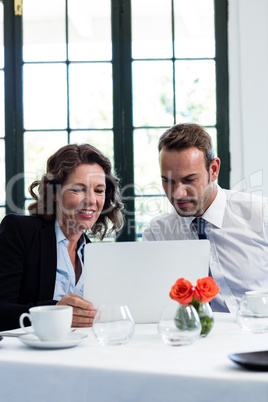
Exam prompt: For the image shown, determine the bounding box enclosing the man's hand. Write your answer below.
[57,293,96,327]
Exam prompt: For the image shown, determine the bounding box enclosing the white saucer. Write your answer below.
[19,332,88,349]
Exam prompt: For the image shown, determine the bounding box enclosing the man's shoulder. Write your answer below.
[147,209,179,225]
[223,188,268,206]
[143,209,187,240]
[221,188,268,229]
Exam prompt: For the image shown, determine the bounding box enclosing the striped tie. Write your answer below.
[193,217,211,278]
[193,217,207,240]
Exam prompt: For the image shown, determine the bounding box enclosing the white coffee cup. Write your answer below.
[245,291,268,316]
[19,305,73,341]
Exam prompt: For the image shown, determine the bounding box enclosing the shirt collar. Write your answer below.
[176,184,226,231]
[180,215,195,231]
[55,220,68,244]
[202,185,226,228]
[55,220,86,249]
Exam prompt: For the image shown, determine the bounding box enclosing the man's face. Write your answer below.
[159,147,219,217]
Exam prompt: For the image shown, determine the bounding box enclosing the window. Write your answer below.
[0,0,4,221]
[3,0,229,241]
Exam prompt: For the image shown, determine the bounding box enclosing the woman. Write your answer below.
[0,144,124,331]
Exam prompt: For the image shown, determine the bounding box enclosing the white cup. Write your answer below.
[245,291,268,316]
[19,305,73,342]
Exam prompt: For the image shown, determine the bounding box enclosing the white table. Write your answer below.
[0,313,268,402]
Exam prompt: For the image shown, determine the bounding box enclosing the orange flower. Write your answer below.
[194,277,220,303]
[169,278,194,305]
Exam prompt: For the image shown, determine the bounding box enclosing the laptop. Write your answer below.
[83,239,210,323]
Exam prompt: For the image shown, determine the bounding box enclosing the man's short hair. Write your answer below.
[158,123,215,172]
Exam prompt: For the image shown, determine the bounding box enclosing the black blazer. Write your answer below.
[0,214,88,331]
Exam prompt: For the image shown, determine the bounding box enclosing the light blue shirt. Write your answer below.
[53,221,85,301]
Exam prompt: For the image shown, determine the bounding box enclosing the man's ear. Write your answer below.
[210,158,221,182]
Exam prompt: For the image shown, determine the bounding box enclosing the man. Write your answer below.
[143,123,268,313]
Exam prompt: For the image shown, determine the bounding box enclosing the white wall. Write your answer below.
[228,0,268,196]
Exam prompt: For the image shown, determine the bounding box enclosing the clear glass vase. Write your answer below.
[158,304,201,346]
[192,301,214,337]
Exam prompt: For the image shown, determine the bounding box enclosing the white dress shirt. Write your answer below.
[53,221,85,301]
[142,185,268,313]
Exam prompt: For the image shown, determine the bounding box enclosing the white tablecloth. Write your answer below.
[0,313,268,402]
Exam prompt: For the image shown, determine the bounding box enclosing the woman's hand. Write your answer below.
[56,293,96,327]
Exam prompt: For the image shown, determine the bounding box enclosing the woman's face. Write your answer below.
[57,163,106,237]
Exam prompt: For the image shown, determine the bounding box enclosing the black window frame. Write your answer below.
[3,0,229,241]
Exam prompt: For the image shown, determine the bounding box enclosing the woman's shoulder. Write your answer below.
[1,213,53,231]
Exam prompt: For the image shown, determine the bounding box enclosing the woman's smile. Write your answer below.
[77,209,96,218]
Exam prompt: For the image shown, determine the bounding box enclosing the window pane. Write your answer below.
[0,3,3,138]
[134,128,164,195]
[68,0,111,61]
[70,131,114,166]
[134,128,172,239]
[23,64,67,130]
[0,71,4,136]
[135,196,172,238]
[0,208,5,221]
[174,0,215,58]
[207,127,217,154]
[0,1,3,67]
[132,61,174,127]
[23,0,66,62]
[132,0,172,59]
[24,132,68,196]
[0,3,4,214]
[175,60,216,125]
[0,139,5,205]
[69,63,113,129]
